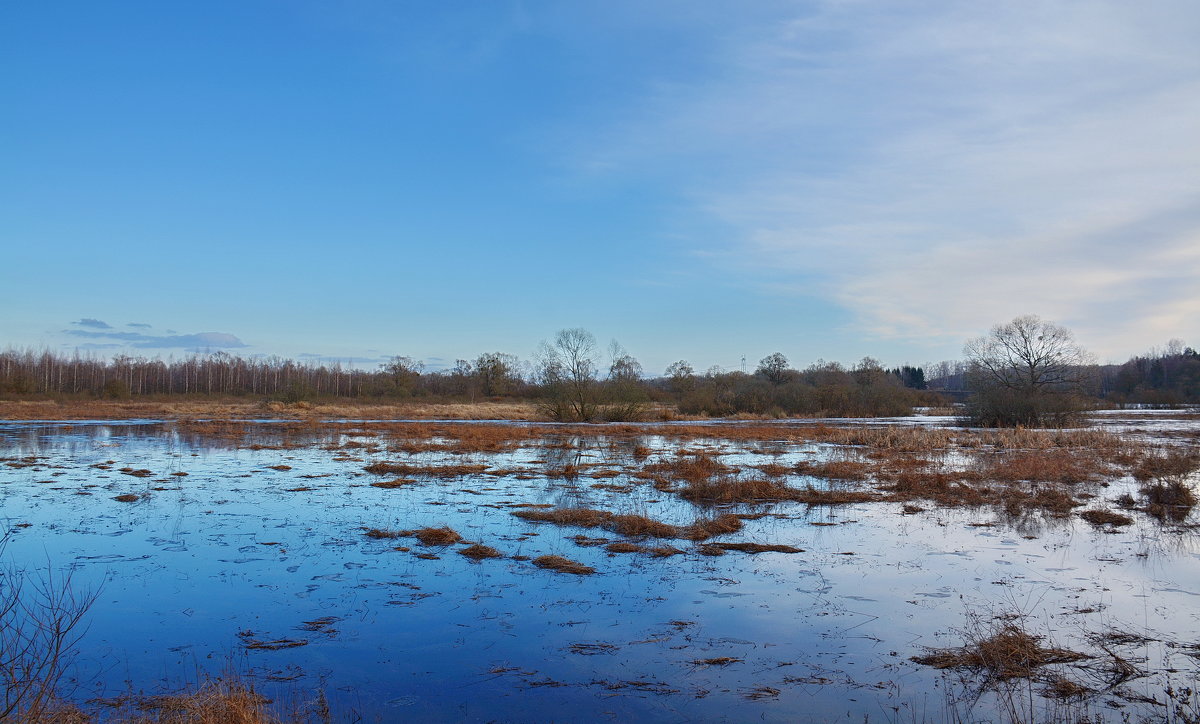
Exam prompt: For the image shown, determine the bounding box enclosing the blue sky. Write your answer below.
[3,1,1198,373]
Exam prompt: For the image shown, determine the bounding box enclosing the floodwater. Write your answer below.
[1,417,1198,722]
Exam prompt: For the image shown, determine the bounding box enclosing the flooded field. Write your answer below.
[2,415,1199,722]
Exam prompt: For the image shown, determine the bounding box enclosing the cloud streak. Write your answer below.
[72,318,112,329]
[64,329,247,350]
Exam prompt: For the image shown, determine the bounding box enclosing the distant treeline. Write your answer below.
[0,345,936,419]
[2,337,1194,418]
[1099,343,1200,405]
[0,350,533,401]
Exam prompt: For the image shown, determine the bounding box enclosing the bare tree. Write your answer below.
[756,352,791,385]
[964,315,1091,393]
[473,352,521,397]
[381,356,424,397]
[665,360,695,394]
[536,328,601,421]
[603,341,647,421]
[963,315,1094,426]
[1,534,97,720]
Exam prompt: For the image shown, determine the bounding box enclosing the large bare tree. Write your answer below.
[963,315,1093,426]
[536,328,601,421]
[965,315,1090,392]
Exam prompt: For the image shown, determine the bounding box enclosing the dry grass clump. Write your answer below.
[1128,449,1199,522]
[363,526,464,548]
[1079,509,1134,527]
[601,541,682,557]
[439,424,529,453]
[413,526,463,546]
[1000,486,1080,518]
[605,542,641,553]
[874,455,1091,515]
[364,528,404,539]
[1132,449,1200,483]
[1141,481,1197,522]
[569,535,609,547]
[641,451,734,483]
[239,637,307,651]
[14,702,90,723]
[811,425,958,451]
[532,555,595,575]
[513,508,743,541]
[514,507,614,528]
[116,677,279,723]
[885,469,981,502]
[545,463,580,479]
[754,462,791,478]
[113,493,142,503]
[984,449,1107,484]
[789,486,879,505]
[678,476,793,503]
[879,455,972,497]
[742,686,781,700]
[701,542,804,554]
[793,459,872,481]
[1043,676,1090,699]
[684,514,744,540]
[458,543,503,560]
[608,514,679,538]
[363,461,417,475]
[679,474,880,506]
[691,657,742,666]
[362,462,488,478]
[912,621,1086,680]
[369,478,413,489]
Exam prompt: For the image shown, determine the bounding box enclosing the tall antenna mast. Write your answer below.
[741,355,747,373]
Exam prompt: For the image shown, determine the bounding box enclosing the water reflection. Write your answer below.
[0,419,1197,722]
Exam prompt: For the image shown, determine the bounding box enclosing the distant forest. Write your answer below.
[0,338,1196,418]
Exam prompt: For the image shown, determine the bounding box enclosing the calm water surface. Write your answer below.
[1,419,1198,722]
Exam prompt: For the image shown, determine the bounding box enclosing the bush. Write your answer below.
[100,379,131,399]
[963,388,1091,428]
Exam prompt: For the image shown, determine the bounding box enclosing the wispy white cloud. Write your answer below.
[572,1,1200,359]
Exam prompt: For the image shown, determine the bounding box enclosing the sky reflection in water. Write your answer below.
[1,419,1198,722]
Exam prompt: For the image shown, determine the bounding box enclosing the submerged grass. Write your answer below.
[1078,509,1134,527]
[1142,480,1197,522]
[700,542,804,554]
[363,528,404,539]
[513,508,744,541]
[362,462,489,478]
[678,475,879,505]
